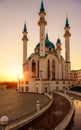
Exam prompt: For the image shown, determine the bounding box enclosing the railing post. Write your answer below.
[36,100,40,111]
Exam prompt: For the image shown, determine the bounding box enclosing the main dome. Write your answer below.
[35,33,55,49]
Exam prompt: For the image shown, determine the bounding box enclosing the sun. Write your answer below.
[0,66,23,82]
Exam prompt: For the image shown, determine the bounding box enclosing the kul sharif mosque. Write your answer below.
[17,1,71,93]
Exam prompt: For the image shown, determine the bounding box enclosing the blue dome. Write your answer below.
[35,33,55,49]
[35,40,55,49]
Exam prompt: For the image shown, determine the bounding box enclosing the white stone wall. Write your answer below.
[28,80,71,94]
[25,48,71,94]
[62,58,66,79]
[65,37,70,62]
[27,52,68,80]
[40,24,45,57]
[46,54,59,79]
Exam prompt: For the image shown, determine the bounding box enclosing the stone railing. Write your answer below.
[53,91,75,130]
[4,93,53,130]
[67,90,81,96]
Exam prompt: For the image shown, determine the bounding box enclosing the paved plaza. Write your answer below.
[0,89,71,130]
[0,89,50,121]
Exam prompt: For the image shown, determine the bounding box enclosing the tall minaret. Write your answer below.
[38,0,47,57]
[22,22,28,76]
[56,38,62,61]
[64,17,71,79]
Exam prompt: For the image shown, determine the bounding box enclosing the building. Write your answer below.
[0,83,6,89]
[70,70,78,86]
[77,70,81,84]
[17,1,71,93]
[71,70,81,86]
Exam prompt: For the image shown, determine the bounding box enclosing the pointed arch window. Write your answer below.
[32,60,36,77]
[47,60,50,79]
[37,60,39,77]
[38,48,40,53]
[49,47,51,52]
[52,59,55,79]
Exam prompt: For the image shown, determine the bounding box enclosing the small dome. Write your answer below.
[35,33,55,49]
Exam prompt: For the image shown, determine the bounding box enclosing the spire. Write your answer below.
[23,21,27,32]
[40,0,45,12]
[46,32,49,40]
[57,38,61,44]
[65,16,69,27]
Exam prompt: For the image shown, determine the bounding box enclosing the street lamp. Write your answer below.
[36,100,40,111]
[0,116,9,130]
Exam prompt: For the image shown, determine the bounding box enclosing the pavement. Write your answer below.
[0,89,71,130]
[0,89,50,122]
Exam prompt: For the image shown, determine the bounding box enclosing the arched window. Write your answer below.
[32,60,36,77]
[37,60,39,77]
[25,87,29,92]
[52,59,55,79]
[21,87,24,92]
[62,63,63,79]
[49,47,51,52]
[47,60,50,79]
[38,48,40,53]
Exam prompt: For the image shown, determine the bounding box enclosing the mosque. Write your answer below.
[17,1,71,93]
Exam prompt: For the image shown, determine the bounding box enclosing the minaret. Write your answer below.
[64,17,71,79]
[64,17,71,62]
[22,22,28,76]
[56,38,62,61]
[38,0,47,57]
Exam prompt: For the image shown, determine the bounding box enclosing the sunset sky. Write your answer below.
[0,0,81,81]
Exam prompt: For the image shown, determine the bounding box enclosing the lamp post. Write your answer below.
[0,116,9,130]
[36,100,40,111]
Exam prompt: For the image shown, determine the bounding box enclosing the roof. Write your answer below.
[28,52,58,61]
[57,38,61,44]
[23,22,27,32]
[28,53,40,60]
[65,17,69,27]
[40,0,45,12]
[35,33,55,49]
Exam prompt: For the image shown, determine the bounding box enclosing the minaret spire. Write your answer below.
[46,32,48,40]
[64,16,71,62]
[65,16,69,27]
[23,20,27,32]
[22,21,28,76]
[56,37,62,61]
[40,0,45,12]
[38,1,47,80]
[64,16,71,79]
[38,1,47,57]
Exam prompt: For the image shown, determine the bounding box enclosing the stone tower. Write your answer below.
[56,38,62,61]
[64,17,71,79]
[38,0,47,57]
[22,22,28,77]
[38,1,47,79]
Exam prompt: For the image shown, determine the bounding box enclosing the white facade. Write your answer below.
[17,1,71,93]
